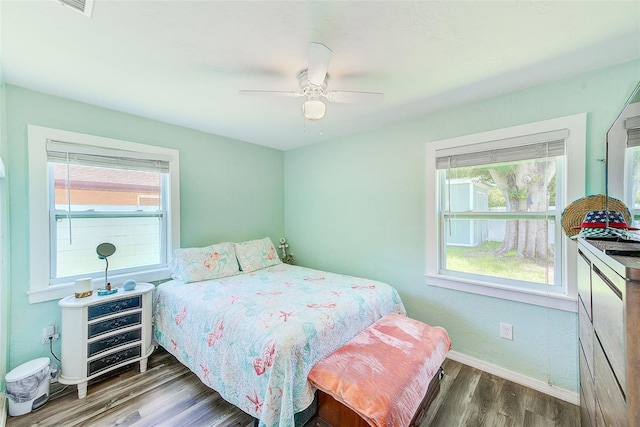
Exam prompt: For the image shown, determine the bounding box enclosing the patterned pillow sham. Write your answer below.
[235,237,281,272]
[174,242,239,283]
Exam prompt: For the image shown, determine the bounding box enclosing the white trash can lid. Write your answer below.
[6,357,50,383]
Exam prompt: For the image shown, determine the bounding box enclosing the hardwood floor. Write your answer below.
[422,359,580,427]
[6,348,580,427]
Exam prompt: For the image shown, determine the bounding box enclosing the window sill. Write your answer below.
[28,267,171,304]
[424,274,578,312]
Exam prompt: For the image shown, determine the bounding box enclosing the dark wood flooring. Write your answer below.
[6,348,580,427]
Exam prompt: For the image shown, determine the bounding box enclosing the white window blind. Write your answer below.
[46,141,171,173]
[625,115,640,148]
[435,129,568,169]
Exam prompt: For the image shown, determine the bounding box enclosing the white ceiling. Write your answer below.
[2,1,639,151]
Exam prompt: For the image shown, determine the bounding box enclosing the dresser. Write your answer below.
[58,283,155,398]
[577,238,640,427]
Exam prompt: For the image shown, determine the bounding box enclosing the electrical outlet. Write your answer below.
[42,324,59,344]
[500,322,513,340]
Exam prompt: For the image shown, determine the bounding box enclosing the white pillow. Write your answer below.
[174,242,239,283]
[235,237,281,272]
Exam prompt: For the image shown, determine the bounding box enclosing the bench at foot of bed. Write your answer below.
[315,367,444,427]
[308,313,451,427]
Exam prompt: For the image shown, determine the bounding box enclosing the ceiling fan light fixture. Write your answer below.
[302,100,326,120]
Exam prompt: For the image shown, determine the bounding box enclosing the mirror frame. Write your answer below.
[605,81,640,217]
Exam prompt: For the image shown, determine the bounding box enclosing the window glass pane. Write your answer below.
[440,156,559,287]
[53,163,161,211]
[443,218,555,285]
[627,146,640,228]
[628,146,640,208]
[55,215,162,277]
[51,163,164,280]
[443,158,557,213]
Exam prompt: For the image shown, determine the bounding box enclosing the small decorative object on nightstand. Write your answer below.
[58,283,154,399]
[279,237,295,264]
[123,279,137,291]
[96,242,117,295]
[74,277,93,298]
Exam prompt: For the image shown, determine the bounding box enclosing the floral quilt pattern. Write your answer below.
[153,263,405,427]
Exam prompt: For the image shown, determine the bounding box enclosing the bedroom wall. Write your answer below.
[0,64,8,392]
[0,0,7,394]
[284,59,640,394]
[4,85,284,370]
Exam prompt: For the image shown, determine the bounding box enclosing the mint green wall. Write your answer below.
[4,85,284,371]
[0,82,8,391]
[284,60,640,392]
[0,3,8,391]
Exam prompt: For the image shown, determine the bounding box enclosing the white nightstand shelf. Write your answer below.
[58,283,155,399]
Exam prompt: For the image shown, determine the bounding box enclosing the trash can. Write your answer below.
[5,357,50,416]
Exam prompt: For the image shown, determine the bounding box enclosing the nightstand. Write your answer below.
[58,283,155,398]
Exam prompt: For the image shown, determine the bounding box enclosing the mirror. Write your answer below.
[96,242,116,259]
[96,242,116,289]
[605,81,640,229]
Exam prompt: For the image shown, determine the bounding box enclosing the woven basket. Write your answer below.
[561,194,631,237]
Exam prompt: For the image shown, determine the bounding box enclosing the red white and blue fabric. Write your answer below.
[571,210,639,239]
[571,210,637,230]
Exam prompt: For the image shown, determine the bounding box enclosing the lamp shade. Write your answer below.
[302,100,326,120]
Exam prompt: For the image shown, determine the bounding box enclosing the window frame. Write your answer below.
[625,149,640,226]
[28,125,180,303]
[425,114,586,312]
[618,102,640,222]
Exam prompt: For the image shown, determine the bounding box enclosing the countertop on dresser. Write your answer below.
[580,238,640,281]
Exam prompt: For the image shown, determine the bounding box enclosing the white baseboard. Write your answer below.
[447,351,580,405]
[0,392,6,427]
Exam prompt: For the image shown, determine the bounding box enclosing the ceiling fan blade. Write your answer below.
[324,91,384,104]
[239,90,304,98]
[307,42,332,86]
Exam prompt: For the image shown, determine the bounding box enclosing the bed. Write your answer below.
[153,238,405,427]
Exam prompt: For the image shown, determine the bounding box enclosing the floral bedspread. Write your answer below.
[153,263,406,427]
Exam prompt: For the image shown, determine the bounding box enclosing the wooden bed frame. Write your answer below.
[315,367,444,427]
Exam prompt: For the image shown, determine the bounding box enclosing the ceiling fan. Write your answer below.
[240,42,384,121]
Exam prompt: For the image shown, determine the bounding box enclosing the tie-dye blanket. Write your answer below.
[153,263,405,427]
[308,313,451,427]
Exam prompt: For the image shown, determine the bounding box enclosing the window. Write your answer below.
[426,114,586,311]
[624,110,640,226]
[28,126,180,303]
